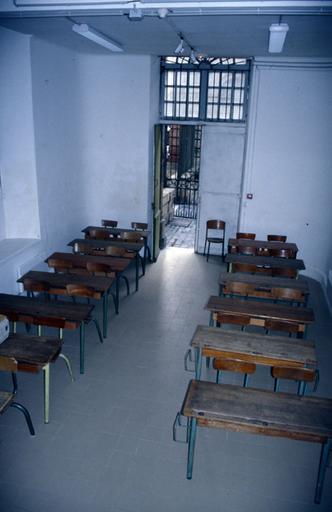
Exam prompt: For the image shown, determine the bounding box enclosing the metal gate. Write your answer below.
[162,124,202,219]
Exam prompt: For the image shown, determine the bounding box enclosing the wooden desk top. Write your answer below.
[206,296,315,324]
[218,272,309,292]
[68,238,144,252]
[190,325,317,369]
[0,333,62,370]
[182,380,332,443]
[228,238,298,253]
[82,225,148,238]
[46,252,130,273]
[0,293,93,327]
[225,253,305,270]
[18,271,114,299]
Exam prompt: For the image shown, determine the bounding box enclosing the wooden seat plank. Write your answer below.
[228,238,298,257]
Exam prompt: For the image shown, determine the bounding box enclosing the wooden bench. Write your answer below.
[227,238,298,258]
[188,325,317,383]
[225,254,305,278]
[0,333,66,423]
[218,272,309,304]
[206,295,314,338]
[175,379,332,504]
[0,293,96,374]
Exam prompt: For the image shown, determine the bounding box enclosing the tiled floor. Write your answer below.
[0,248,331,512]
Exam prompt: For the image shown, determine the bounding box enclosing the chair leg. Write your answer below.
[203,238,207,256]
[274,378,279,392]
[59,353,75,382]
[120,275,130,296]
[243,374,249,387]
[215,370,221,384]
[206,242,211,261]
[11,402,35,436]
[93,318,103,344]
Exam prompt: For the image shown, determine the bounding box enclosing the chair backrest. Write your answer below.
[271,367,317,384]
[269,248,294,258]
[102,219,118,228]
[236,232,256,240]
[86,262,113,276]
[73,243,93,255]
[206,219,225,231]
[48,258,74,273]
[273,287,305,303]
[121,231,144,242]
[0,355,18,373]
[272,267,297,278]
[223,281,251,297]
[86,228,109,240]
[22,278,50,293]
[267,234,287,242]
[66,284,95,299]
[264,319,299,334]
[237,245,257,256]
[131,222,148,231]
[213,358,256,374]
[105,246,127,257]
[232,262,259,274]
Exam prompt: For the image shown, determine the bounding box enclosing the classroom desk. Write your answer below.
[225,253,305,277]
[46,252,131,310]
[189,325,317,380]
[68,238,142,291]
[218,272,309,304]
[206,295,314,337]
[228,238,298,258]
[0,293,94,374]
[0,333,63,423]
[82,224,149,268]
[18,270,115,338]
[176,380,332,504]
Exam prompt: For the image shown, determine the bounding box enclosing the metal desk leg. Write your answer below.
[115,274,120,314]
[43,363,50,424]
[135,254,139,292]
[187,417,197,479]
[103,293,108,338]
[315,439,332,504]
[195,348,202,380]
[209,312,214,327]
[80,321,86,374]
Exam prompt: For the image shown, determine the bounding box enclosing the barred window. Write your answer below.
[161,57,250,123]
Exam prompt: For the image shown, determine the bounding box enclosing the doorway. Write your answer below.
[161,124,202,249]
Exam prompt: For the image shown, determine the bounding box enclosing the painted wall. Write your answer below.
[0,27,40,239]
[240,59,332,293]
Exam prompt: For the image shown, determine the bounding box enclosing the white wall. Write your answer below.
[241,58,332,291]
[0,27,40,239]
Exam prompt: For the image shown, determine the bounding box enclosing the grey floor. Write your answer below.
[0,247,332,512]
[165,218,196,248]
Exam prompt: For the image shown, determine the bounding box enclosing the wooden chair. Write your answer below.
[65,285,103,343]
[0,355,35,435]
[236,232,256,240]
[223,281,250,298]
[273,287,306,305]
[213,357,256,387]
[271,367,319,396]
[102,219,118,228]
[203,220,226,261]
[131,222,152,262]
[267,234,287,242]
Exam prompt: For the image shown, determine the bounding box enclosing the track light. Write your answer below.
[174,37,184,55]
[269,23,289,53]
[128,5,143,21]
[158,8,169,19]
[72,23,123,52]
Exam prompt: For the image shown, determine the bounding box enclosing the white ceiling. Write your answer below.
[0,2,332,57]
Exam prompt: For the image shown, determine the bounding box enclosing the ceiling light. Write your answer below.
[72,23,123,52]
[174,37,184,55]
[128,5,143,21]
[157,8,169,19]
[269,23,289,53]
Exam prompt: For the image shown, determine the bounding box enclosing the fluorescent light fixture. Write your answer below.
[269,23,289,53]
[72,23,123,52]
[174,37,184,55]
[128,6,143,21]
